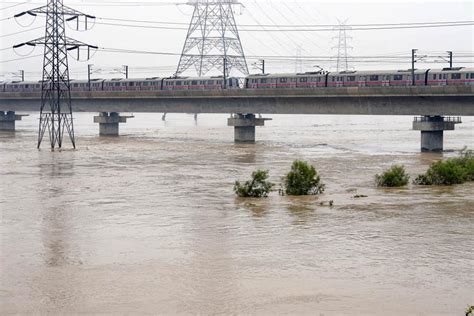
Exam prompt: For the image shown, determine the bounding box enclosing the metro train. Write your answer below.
[1,67,473,93]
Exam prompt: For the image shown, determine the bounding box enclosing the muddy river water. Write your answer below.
[1,113,473,315]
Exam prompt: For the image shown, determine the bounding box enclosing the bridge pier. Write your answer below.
[413,116,461,152]
[0,111,28,131]
[227,113,271,143]
[93,112,134,136]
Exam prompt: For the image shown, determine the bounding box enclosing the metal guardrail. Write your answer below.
[413,116,462,123]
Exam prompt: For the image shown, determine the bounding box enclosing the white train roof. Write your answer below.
[166,76,232,81]
[103,78,161,83]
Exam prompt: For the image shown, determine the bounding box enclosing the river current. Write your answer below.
[1,113,473,315]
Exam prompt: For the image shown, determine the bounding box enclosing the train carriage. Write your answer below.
[334,69,427,87]
[70,80,102,92]
[428,67,474,86]
[103,78,147,91]
[138,77,163,91]
[162,76,239,90]
[246,72,326,89]
[5,81,42,93]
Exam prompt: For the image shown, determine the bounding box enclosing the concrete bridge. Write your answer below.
[1,86,473,151]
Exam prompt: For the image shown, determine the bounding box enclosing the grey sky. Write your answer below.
[1,0,473,80]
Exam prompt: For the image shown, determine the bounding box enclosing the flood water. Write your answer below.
[1,113,473,315]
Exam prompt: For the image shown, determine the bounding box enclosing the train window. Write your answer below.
[280,78,287,83]
[176,81,182,85]
[261,79,267,83]
[369,75,379,81]
[471,73,474,79]
[129,82,134,86]
[191,81,198,85]
[347,76,356,82]
[385,76,391,80]
[466,74,469,79]
[452,73,461,80]
[443,74,447,79]
[393,75,403,80]
[416,75,420,80]
[300,77,308,83]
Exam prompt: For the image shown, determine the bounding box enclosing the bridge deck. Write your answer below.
[1,86,473,116]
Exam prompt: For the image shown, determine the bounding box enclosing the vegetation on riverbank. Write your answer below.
[375,165,410,187]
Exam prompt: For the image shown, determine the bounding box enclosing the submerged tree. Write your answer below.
[375,165,410,187]
[234,170,275,198]
[414,149,474,186]
[282,160,325,196]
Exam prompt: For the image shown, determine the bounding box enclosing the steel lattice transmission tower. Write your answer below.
[333,19,353,72]
[14,0,96,150]
[176,0,249,77]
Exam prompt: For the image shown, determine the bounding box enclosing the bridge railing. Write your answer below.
[413,116,462,124]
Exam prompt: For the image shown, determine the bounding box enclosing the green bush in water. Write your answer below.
[414,159,467,185]
[414,149,474,186]
[451,149,474,181]
[282,160,325,196]
[375,165,410,187]
[234,169,274,198]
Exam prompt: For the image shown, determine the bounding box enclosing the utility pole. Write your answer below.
[411,49,418,86]
[14,0,96,150]
[88,64,92,91]
[123,65,128,79]
[253,59,265,74]
[223,57,227,89]
[20,70,24,82]
[447,51,453,68]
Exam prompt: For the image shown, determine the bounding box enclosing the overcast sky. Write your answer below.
[1,0,473,81]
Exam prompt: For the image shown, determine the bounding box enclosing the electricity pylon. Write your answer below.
[333,19,353,72]
[176,0,249,77]
[14,0,96,150]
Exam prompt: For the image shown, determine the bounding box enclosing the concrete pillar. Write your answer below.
[0,111,28,131]
[227,113,271,143]
[413,116,461,152]
[93,112,134,136]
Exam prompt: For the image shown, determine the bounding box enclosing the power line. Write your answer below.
[92,20,474,32]
[0,26,43,38]
[95,16,474,28]
[0,54,42,63]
